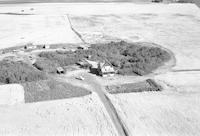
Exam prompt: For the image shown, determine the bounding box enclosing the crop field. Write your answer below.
[22,79,91,103]
[0,93,118,136]
[106,79,162,94]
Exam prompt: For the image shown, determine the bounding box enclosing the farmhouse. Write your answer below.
[97,61,116,77]
[84,59,115,77]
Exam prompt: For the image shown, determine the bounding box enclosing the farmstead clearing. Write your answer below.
[0,2,200,136]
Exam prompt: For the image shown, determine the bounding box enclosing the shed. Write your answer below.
[85,59,98,69]
[76,59,92,69]
[77,45,88,50]
[24,45,36,50]
[56,67,65,74]
[0,50,4,54]
[43,44,50,49]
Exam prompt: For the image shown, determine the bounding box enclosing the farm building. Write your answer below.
[97,61,116,77]
[42,44,50,49]
[85,59,98,69]
[84,59,116,76]
[84,59,99,75]
[76,59,92,69]
[0,50,5,54]
[24,45,37,50]
[56,67,65,74]
[77,44,89,50]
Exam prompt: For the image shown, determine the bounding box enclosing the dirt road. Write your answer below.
[82,74,129,136]
[56,71,130,136]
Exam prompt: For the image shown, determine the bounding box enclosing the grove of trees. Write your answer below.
[35,41,171,75]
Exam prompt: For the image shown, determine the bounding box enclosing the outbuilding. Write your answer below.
[42,44,50,49]
[24,45,37,50]
[56,67,65,74]
[76,59,92,69]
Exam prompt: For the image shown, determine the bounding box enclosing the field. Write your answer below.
[0,9,82,49]
[0,0,199,7]
[107,89,200,136]
[0,3,200,136]
[22,79,91,103]
[0,93,118,136]
[106,71,200,136]
[67,3,200,136]
[0,84,24,105]
[106,79,162,94]
[69,4,200,70]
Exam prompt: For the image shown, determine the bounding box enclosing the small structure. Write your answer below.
[12,49,18,53]
[42,44,50,49]
[85,59,98,69]
[24,44,37,50]
[76,59,92,69]
[56,67,65,74]
[70,49,76,52]
[87,55,91,59]
[29,55,36,64]
[83,59,99,75]
[0,50,4,55]
[77,45,88,50]
[75,76,85,81]
[97,61,116,77]
[77,46,84,50]
[24,45,27,50]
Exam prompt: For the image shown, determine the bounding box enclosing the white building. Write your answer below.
[97,61,116,77]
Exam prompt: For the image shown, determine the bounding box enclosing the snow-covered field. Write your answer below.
[106,68,200,136]
[108,80,200,136]
[0,93,118,136]
[0,5,82,49]
[155,71,200,93]
[0,3,199,15]
[69,3,200,70]
[0,84,24,105]
[1,3,200,70]
[0,3,200,54]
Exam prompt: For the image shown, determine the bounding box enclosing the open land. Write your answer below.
[0,93,118,136]
[0,2,200,136]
